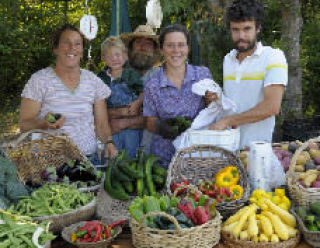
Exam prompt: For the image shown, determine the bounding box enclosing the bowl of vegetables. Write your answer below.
[61,219,126,248]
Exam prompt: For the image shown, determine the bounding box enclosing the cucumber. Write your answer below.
[136,151,145,197]
[152,175,165,185]
[112,163,133,182]
[104,165,129,201]
[118,161,143,179]
[145,155,159,196]
[122,181,134,194]
[152,164,167,177]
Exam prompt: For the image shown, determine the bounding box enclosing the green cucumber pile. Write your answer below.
[13,184,94,217]
[104,150,167,201]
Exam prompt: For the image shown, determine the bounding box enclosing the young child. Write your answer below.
[97,36,143,158]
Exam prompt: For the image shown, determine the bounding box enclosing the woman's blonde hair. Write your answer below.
[101,36,127,56]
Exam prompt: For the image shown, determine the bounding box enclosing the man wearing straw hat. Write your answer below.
[107,25,159,154]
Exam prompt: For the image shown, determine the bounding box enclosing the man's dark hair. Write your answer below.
[159,23,190,49]
[226,0,265,30]
[52,24,84,50]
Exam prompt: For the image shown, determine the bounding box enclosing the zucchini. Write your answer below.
[152,175,165,185]
[145,155,158,196]
[123,181,134,194]
[104,165,129,201]
[112,163,133,182]
[152,164,167,177]
[118,161,143,179]
[136,152,145,197]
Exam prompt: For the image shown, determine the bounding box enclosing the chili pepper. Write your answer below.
[84,233,90,239]
[110,219,127,228]
[105,225,111,239]
[75,229,88,238]
[170,180,189,195]
[193,193,200,202]
[92,223,102,242]
[177,199,197,224]
[194,206,209,225]
[71,232,77,242]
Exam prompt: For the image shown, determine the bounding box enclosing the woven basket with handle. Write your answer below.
[130,210,221,248]
[292,209,320,247]
[221,230,300,248]
[166,145,249,219]
[287,136,320,206]
[3,129,89,184]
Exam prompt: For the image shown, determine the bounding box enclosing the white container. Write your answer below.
[248,141,273,191]
[186,128,240,152]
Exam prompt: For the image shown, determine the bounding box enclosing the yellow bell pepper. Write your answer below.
[215,172,234,188]
[229,184,244,200]
[216,166,240,185]
[275,188,285,197]
[71,232,77,242]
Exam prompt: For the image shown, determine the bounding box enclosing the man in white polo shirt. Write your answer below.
[209,0,288,149]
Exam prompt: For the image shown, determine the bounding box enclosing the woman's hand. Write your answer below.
[204,91,218,106]
[45,112,65,129]
[105,143,118,158]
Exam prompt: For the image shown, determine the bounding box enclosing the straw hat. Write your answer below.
[120,25,159,47]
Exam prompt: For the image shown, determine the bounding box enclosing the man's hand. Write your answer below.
[209,117,230,131]
[128,99,142,116]
[110,118,129,134]
[105,143,118,158]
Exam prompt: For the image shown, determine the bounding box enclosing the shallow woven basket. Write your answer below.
[96,182,134,222]
[130,209,222,248]
[33,198,96,233]
[292,208,320,247]
[287,136,320,206]
[3,129,89,184]
[221,230,300,248]
[166,145,249,219]
[61,220,122,248]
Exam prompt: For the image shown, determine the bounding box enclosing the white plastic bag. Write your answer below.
[173,79,237,150]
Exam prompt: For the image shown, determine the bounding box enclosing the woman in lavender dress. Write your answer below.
[143,23,213,169]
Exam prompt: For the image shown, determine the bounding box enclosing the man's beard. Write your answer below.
[129,51,156,71]
[234,38,256,53]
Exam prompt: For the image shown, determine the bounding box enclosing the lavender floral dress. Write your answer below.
[143,64,212,168]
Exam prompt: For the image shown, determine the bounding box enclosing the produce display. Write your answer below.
[26,159,103,190]
[70,219,126,243]
[104,150,167,201]
[171,166,244,203]
[13,184,94,217]
[296,202,320,231]
[222,197,298,242]
[250,188,291,211]
[0,209,56,247]
[129,194,217,229]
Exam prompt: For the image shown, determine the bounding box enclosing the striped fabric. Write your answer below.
[223,42,288,148]
[21,67,111,155]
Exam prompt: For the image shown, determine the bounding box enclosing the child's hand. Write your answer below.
[128,99,142,116]
[205,91,218,106]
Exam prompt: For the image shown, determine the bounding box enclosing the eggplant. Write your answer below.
[68,167,81,181]
[56,164,71,178]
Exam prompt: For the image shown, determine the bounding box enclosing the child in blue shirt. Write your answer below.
[97,36,143,158]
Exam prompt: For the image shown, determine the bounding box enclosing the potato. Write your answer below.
[302,151,311,162]
[314,157,320,165]
[309,149,320,159]
[295,165,305,172]
[308,142,319,150]
[281,143,289,151]
[296,154,308,166]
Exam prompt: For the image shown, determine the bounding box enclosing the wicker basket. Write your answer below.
[3,129,90,184]
[96,182,134,222]
[130,209,222,248]
[33,198,96,233]
[221,230,301,248]
[292,209,320,247]
[61,220,122,248]
[287,137,320,206]
[166,145,249,219]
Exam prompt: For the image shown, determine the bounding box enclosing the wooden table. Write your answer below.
[52,230,312,248]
